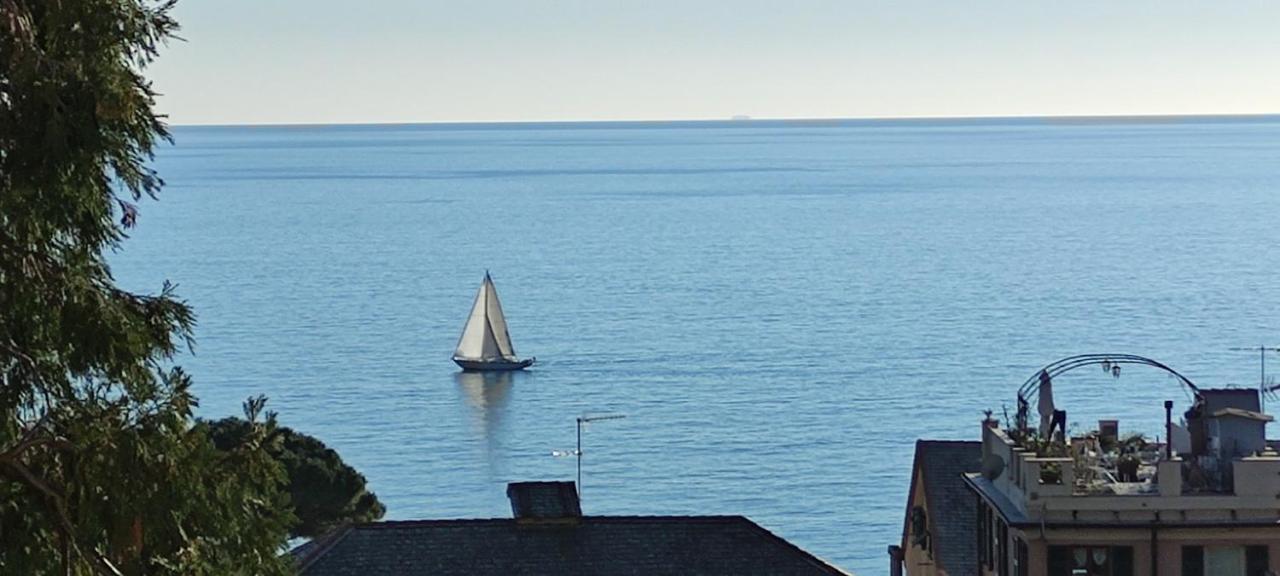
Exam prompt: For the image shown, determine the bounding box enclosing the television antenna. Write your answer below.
[551,413,626,501]
[1229,346,1280,411]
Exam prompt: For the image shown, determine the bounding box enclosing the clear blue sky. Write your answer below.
[151,1,1280,125]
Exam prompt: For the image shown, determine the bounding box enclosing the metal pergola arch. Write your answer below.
[1015,354,1202,414]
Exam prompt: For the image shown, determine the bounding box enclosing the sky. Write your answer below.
[150,1,1280,125]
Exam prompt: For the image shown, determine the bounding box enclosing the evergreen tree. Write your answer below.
[206,418,387,539]
[1,1,294,573]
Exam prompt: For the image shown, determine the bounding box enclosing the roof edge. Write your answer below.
[738,517,855,575]
[291,514,789,534]
[291,514,853,575]
[294,525,354,574]
[900,440,926,555]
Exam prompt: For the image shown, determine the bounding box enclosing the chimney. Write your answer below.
[506,481,582,524]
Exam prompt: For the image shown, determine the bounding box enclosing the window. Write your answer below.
[909,505,930,551]
[1183,545,1270,576]
[1247,546,1270,576]
[1183,546,1204,576]
[984,506,995,569]
[1208,547,1248,574]
[977,501,988,568]
[1047,546,1133,576]
[998,520,1009,576]
[1015,538,1029,576]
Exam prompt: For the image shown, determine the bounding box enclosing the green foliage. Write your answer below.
[1,1,295,573]
[205,418,386,539]
[1039,462,1062,485]
[1011,429,1067,458]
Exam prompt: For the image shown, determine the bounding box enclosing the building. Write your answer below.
[294,481,850,575]
[892,440,983,576]
[895,356,1280,576]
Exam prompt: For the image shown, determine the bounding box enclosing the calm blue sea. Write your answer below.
[114,117,1280,574]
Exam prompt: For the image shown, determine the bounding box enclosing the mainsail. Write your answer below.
[454,273,518,361]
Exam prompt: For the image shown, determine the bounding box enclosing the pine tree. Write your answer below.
[206,418,387,539]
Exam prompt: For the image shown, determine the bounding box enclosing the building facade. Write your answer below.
[967,397,1280,576]
[894,440,983,576]
[896,360,1280,576]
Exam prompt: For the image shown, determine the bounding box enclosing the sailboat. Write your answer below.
[452,272,535,371]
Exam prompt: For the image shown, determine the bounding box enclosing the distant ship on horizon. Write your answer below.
[731,115,752,121]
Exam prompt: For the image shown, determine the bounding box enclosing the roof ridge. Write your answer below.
[340,515,765,530]
[295,525,354,574]
[325,514,773,532]
[352,518,511,529]
[587,515,749,524]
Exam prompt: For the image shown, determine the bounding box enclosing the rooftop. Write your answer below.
[973,355,1280,526]
[997,386,1279,498]
[294,517,849,576]
[293,482,849,576]
[907,440,983,576]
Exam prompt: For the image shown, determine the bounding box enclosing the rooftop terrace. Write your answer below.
[971,355,1280,526]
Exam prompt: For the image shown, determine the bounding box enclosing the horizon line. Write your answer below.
[168,111,1280,129]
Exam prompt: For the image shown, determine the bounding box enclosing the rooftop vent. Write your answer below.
[506,481,581,522]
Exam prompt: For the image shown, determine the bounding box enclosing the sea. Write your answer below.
[113,116,1280,575]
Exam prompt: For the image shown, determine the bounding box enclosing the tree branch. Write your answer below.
[2,460,124,576]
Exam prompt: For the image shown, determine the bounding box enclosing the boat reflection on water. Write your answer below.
[454,371,517,475]
[455,370,514,414]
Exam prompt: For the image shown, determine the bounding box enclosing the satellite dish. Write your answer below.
[983,453,1006,480]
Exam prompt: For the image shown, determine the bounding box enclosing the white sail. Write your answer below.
[454,283,492,360]
[454,273,518,361]
[484,276,516,358]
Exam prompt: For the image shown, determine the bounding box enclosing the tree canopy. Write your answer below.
[1,1,295,573]
[205,418,386,539]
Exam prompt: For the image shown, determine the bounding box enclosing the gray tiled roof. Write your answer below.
[294,516,849,576]
[910,440,982,576]
[961,474,1030,526]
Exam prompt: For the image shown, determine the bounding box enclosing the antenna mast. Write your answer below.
[577,414,625,500]
[1229,346,1280,412]
[553,414,626,505]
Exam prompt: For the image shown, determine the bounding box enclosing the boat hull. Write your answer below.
[453,357,535,372]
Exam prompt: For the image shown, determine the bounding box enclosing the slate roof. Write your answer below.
[903,440,982,576]
[294,516,849,576]
[961,474,1030,526]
